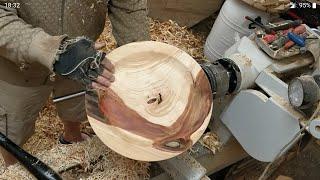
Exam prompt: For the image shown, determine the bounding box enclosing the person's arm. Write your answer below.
[108,0,150,46]
[0,5,65,71]
[0,5,115,89]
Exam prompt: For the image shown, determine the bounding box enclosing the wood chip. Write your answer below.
[199,132,221,154]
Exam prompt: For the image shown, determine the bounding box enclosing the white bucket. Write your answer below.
[204,0,270,61]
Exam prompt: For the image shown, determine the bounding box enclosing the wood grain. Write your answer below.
[86,41,213,161]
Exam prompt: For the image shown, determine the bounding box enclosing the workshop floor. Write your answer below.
[216,139,320,180]
[271,140,320,180]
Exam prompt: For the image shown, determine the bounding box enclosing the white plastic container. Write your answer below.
[204,0,270,61]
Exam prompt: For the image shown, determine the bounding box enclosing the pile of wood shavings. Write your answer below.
[0,18,207,179]
[1,137,150,180]
[98,18,206,61]
[23,101,63,154]
[80,137,150,180]
[241,0,291,13]
[199,132,222,154]
[150,19,206,61]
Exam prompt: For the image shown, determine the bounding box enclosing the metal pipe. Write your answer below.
[53,91,86,103]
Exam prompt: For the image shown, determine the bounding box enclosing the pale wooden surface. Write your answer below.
[87,41,213,161]
[240,0,291,13]
[148,0,223,27]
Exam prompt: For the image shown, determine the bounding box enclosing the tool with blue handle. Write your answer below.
[288,32,305,47]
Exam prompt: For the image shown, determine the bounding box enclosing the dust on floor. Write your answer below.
[1,137,150,180]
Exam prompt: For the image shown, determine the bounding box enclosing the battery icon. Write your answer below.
[312,2,317,9]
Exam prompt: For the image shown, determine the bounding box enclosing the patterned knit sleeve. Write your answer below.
[0,5,65,71]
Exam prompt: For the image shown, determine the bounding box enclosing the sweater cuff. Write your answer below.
[28,31,67,71]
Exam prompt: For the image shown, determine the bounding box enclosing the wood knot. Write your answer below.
[160,138,189,151]
[165,141,180,148]
[147,93,162,104]
[147,98,157,104]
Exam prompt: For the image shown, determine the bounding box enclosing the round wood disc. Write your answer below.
[86,41,213,161]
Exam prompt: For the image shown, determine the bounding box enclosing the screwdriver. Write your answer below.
[288,32,305,47]
[284,25,306,49]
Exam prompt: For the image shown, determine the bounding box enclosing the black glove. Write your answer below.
[53,37,106,87]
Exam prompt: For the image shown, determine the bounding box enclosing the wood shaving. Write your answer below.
[241,0,291,13]
[0,137,149,180]
[98,18,207,62]
[149,19,206,61]
[22,101,64,154]
[199,132,222,154]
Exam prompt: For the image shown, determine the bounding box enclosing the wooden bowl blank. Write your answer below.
[86,41,213,161]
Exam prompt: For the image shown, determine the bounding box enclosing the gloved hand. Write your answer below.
[53,37,115,90]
